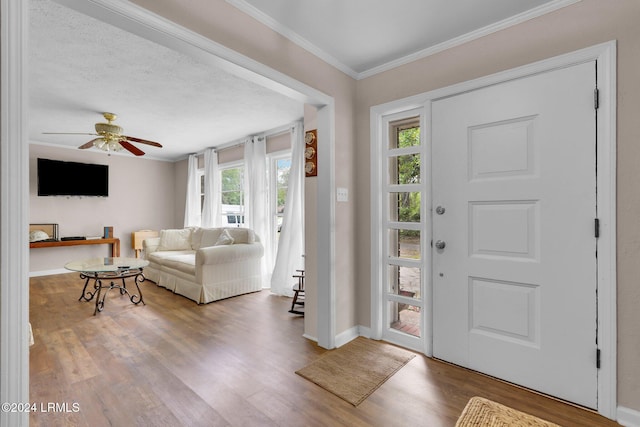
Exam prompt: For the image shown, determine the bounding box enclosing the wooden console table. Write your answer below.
[30,238,120,257]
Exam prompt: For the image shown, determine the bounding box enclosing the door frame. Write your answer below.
[370,41,616,418]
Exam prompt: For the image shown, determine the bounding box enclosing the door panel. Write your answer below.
[432,62,597,408]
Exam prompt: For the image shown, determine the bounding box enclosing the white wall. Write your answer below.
[29,144,177,273]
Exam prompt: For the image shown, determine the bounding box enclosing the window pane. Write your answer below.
[388,192,420,223]
[390,125,420,149]
[221,167,244,226]
[276,158,291,214]
[388,301,421,337]
[199,174,205,211]
[388,229,420,260]
[221,167,243,193]
[387,265,420,299]
[388,154,420,185]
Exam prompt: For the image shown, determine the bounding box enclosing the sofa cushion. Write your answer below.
[161,253,196,276]
[159,228,192,251]
[215,229,234,246]
[226,228,255,244]
[148,250,195,264]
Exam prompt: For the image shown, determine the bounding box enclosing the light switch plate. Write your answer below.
[337,187,348,202]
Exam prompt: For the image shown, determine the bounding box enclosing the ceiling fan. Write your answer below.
[43,112,163,156]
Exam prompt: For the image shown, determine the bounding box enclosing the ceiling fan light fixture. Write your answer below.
[95,122,123,135]
[108,140,122,152]
[93,138,106,150]
[46,112,161,156]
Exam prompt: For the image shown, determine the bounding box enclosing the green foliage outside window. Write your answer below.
[397,127,421,237]
[221,167,243,206]
[276,159,291,213]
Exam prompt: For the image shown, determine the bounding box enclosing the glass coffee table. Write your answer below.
[65,257,149,315]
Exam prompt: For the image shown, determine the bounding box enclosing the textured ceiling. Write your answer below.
[28,0,304,161]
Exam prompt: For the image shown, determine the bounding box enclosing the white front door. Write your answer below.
[432,62,598,408]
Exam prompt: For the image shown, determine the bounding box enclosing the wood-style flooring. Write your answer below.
[29,273,619,426]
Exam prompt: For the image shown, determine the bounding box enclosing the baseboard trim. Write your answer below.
[335,326,359,348]
[29,268,69,277]
[302,333,317,343]
[357,326,372,339]
[618,406,640,427]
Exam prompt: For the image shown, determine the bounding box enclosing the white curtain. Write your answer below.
[201,148,220,228]
[183,154,201,227]
[244,136,272,285]
[271,122,305,296]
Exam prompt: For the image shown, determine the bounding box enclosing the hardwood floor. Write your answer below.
[29,273,619,426]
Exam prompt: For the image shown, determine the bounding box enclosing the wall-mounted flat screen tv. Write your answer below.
[37,158,109,197]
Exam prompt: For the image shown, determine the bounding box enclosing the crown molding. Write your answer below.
[358,0,582,79]
[227,0,582,80]
[225,0,360,79]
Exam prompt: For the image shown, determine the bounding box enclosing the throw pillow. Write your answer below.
[158,228,193,251]
[199,228,223,248]
[214,229,234,246]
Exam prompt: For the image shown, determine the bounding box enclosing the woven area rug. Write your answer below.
[456,396,562,427]
[295,337,415,406]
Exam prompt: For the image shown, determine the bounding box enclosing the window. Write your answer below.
[220,164,244,227]
[384,116,423,340]
[269,151,292,253]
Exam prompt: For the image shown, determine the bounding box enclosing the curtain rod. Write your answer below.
[192,120,300,156]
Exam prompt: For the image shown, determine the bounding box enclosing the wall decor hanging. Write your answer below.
[305,129,317,177]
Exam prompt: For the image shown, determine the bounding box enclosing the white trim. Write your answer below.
[334,326,359,348]
[225,0,359,79]
[371,107,429,354]
[315,104,336,349]
[359,0,582,79]
[618,406,640,427]
[594,42,617,420]
[357,325,372,339]
[302,333,318,342]
[227,0,581,80]
[1,0,29,426]
[370,41,617,419]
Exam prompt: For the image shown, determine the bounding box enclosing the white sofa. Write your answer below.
[142,227,264,304]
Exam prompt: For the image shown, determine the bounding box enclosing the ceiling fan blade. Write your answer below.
[124,135,163,148]
[78,138,102,149]
[43,132,98,136]
[119,140,145,156]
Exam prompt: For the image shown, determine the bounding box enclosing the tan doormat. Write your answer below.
[456,396,562,427]
[295,336,415,406]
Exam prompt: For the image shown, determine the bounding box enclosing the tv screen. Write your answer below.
[37,158,109,197]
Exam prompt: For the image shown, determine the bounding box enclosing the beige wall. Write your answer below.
[174,157,188,227]
[29,144,178,272]
[355,0,640,411]
[129,0,358,338]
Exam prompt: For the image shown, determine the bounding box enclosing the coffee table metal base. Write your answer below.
[78,269,146,315]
